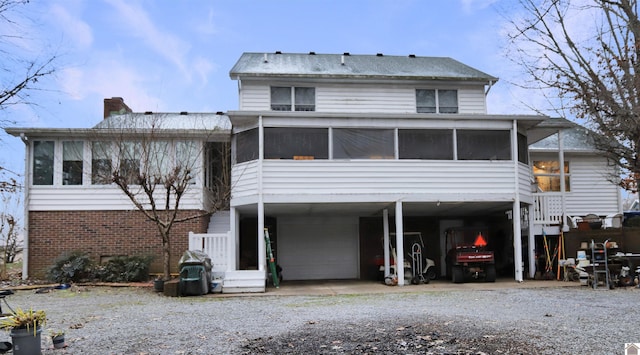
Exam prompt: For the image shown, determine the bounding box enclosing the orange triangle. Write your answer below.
[474,233,487,247]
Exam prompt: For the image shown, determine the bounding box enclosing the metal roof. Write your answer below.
[229,52,498,82]
[529,119,599,151]
[5,112,231,140]
[93,112,230,131]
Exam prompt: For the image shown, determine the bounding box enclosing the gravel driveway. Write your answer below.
[1,283,638,354]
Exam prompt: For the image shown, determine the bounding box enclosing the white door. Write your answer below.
[278,216,359,280]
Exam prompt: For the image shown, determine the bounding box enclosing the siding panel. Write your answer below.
[239,81,489,114]
[233,160,520,202]
[29,186,204,211]
[564,156,620,216]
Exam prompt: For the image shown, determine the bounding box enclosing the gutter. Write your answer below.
[19,133,29,280]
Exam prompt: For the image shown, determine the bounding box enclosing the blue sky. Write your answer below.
[1,0,538,179]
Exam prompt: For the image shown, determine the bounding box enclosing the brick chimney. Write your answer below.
[103,97,133,118]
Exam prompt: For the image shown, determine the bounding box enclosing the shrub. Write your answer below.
[93,255,153,283]
[46,251,93,283]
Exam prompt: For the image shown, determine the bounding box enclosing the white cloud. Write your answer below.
[57,55,164,112]
[104,0,191,78]
[48,3,93,49]
[460,0,499,14]
[195,8,218,36]
[192,56,216,87]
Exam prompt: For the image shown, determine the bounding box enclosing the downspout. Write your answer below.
[19,133,29,280]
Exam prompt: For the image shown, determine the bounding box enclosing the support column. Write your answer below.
[229,207,238,271]
[258,201,265,272]
[512,201,523,282]
[528,205,536,279]
[383,209,390,278]
[257,115,265,272]
[558,129,567,230]
[512,120,523,282]
[395,201,404,286]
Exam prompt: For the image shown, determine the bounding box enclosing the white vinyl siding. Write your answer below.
[232,160,525,205]
[27,185,206,211]
[319,85,414,113]
[231,160,259,200]
[563,156,620,216]
[519,162,534,204]
[238,81,487,114]
[457,88,487,114]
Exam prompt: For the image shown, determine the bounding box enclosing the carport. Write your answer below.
[233,200,529,285]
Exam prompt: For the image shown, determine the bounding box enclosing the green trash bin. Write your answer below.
[179,265,208,296]
[178,250,212,296]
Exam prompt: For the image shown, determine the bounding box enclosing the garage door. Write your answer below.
[278,216,359,280]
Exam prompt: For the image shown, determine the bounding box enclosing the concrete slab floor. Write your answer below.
[216,278,581,297]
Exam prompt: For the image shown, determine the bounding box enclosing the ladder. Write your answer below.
[590,239,610,290]
[264,228,279,288]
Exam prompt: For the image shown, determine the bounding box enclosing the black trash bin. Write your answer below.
[178,250,212,296]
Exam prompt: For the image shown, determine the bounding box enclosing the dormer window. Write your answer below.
[416,89,458,114]
[271,86,315,111]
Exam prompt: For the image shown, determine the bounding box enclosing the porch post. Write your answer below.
[512,120,523,282]
[229,207,238,271]
[383,209,390,277]
[257,115,266,272]
[258,201,265,272]
[558,129,567,230]
[528,205,536,279]
[513,201,523,282]
[395,201,404,286]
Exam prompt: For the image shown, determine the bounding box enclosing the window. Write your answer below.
[270,86,315,111]
[416,89,458,114]
[118,142,141,184]
[457,130,511,160]
[146,141,170,182]
[176,141,199,184]
[333,128,394,159]
[33,141,54,185]
[236,128,259,163]
[264,127,328,159]
[62,141,83,185]
[399,129,453,160]
[517,133,528,164]
[92,142,113,184]
[533,161,570,192]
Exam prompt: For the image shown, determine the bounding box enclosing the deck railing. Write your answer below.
[188,231,232,273]
[533,193,564,226]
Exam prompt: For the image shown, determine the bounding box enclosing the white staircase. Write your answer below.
[191,211,266,293]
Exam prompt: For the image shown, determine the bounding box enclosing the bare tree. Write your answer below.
[0,0,58,118]
[505,0,640,191]
[93,114,230,280]
[0,191,23,279]
[1,0,58,190]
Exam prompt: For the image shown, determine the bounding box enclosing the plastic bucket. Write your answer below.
[10,327,42,355]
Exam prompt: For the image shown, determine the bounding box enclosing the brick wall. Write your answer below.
[28,210,209,279]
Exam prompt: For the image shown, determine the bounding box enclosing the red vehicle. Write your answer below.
[445,227,496,283]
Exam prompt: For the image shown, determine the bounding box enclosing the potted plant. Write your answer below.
[49,329,65,349]
[153,276,165,292]
[0,307,46,355]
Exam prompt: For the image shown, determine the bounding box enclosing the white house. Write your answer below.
[6,52,623,293]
